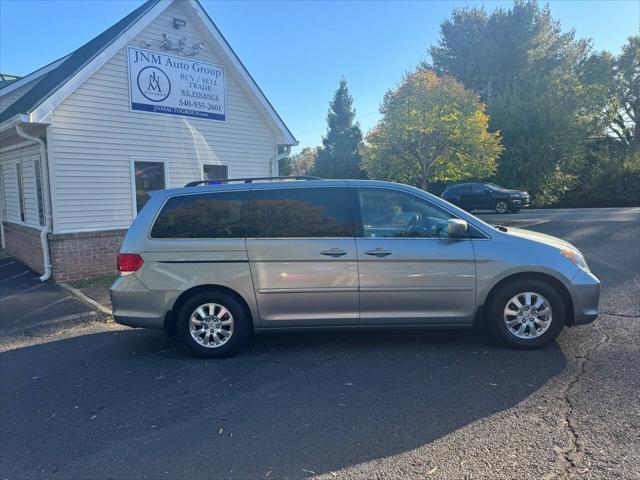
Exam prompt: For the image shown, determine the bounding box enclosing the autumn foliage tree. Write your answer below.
[362,69,502,191]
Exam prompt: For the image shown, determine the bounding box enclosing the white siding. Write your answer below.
[49,1,279,234]
[0,143,41,226]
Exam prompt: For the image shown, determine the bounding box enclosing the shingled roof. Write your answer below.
[0,0,160,124]
[0,74,22,89]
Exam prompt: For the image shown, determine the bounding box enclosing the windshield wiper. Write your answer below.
[494,225,508,232]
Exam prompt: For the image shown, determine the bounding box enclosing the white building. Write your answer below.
[0,0,296,281]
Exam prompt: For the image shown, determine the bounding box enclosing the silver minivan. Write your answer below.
[111,177,600,357]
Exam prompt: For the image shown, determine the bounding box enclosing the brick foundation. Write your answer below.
[2,223,126,282]
[2,222,45,274]
[49,229,127,282]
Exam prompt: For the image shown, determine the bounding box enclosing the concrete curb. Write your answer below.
[59,283,112,315]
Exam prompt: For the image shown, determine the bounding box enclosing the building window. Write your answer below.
[203,164,228,182]
[34,158,45,226]
[16,162,25,223]
[133,161,165,213]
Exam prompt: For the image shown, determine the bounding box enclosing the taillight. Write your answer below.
[117,253,144,273]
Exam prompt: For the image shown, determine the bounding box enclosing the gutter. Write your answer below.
[272,145,292,176]
[0,114,30,133]
[15,124,53,281]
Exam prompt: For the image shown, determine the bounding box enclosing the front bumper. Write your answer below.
[570,269,600,325]
[510,198,530,209]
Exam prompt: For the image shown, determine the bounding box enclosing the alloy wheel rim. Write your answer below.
[503,291,552,339]
[189,303,234,348]
[496,201,508,213]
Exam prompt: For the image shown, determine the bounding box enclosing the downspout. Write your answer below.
[272,144,291,176]
[15,124,53,281]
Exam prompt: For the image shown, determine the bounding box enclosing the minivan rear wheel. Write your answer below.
[177,291,250,358]
[488,279,565,349]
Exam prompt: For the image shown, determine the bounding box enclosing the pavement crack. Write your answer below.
[600,311,640,318]
[546,333,611,479]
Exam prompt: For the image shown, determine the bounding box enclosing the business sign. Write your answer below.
[127,46,225,121]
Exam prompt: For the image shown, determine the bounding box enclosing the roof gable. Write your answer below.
[0,0,296,145]
[0,0,161,124]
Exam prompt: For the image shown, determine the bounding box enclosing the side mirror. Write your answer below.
[448,219,468,238]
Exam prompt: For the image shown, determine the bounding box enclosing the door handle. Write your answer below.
[320,248,347,258]
[364,248,392,257]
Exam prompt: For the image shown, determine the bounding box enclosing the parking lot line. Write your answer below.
[0,282,45,302]
[0,270,30,283]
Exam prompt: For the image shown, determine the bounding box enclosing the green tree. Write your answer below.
[278,146,293,176]
[603,36,639,150]
[427,0,599,205]
[361,70,502,191]
[429,0,589,102]
[580,37,640,150]
[314,78,364,178]
[488,74,593,205]
[570,37,640,206]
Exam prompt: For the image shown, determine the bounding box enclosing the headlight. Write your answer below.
[561,248,589,272]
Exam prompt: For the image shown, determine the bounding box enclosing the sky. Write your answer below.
[1,0,638,152]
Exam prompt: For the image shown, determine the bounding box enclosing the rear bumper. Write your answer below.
[113,314,167,329]
[570,270,600,326]
[110,274,175,330]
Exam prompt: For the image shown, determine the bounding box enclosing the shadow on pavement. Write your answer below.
[0,327,566,479]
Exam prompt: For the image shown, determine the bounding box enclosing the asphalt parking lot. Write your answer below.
[0,207,638,479]
[0,257,97,336]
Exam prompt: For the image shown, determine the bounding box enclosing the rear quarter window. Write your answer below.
[150,191,247,239]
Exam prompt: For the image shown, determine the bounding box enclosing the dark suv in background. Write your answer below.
[441,182,530,214]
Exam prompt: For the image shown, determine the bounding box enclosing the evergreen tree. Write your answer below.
[314,78,364,178]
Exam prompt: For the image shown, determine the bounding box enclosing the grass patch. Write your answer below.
[70,274,118,290]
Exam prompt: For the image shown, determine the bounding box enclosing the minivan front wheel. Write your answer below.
[488,279,565,349]
[177,291,250,358]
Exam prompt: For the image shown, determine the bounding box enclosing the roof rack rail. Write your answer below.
[184,175,322,187]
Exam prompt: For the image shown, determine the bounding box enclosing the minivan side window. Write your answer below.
[248,187,353,238]
[357,188,453,238]
[151,191,246,239]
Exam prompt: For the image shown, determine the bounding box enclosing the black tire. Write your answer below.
[177,290,251,358]
[495,200,509,214]
[487,279,565,349]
